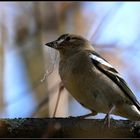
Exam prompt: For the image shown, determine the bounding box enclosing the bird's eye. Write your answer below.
[65,36,71,41]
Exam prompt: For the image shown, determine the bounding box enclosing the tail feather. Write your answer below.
[116,104,140,121]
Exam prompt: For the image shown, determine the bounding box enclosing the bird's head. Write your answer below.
[45,34,93,57]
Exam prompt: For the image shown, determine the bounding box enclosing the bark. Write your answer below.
[0,118,140,138]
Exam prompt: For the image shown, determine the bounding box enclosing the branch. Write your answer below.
[0,118,140,138]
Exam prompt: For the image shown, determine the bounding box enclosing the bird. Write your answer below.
[45,33,140,126]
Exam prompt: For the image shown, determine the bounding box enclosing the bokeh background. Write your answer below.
[0,2,140,119]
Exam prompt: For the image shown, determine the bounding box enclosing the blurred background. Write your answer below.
[0,2,140,119]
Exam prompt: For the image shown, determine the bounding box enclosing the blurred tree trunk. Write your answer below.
[13,2,50,117]
[58,2,85,34]
[0,37,4,114]
[0,10,6,116]
[45,2,70,117]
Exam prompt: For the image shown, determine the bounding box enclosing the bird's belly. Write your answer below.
[59,58,128,114]
[61,71,125,114]
[65,79,140,120]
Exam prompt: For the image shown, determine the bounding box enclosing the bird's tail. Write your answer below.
[117,104,140,121]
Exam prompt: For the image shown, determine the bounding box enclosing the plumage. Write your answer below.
[89,51,140,111]
[45,33,140,123]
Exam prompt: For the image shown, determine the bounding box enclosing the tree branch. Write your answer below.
[0,118,140,138]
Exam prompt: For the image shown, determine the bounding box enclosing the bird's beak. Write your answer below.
[45,38,64,49]
[45,41,58,49]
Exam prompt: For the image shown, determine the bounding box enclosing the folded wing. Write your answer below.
[89,51,140,110]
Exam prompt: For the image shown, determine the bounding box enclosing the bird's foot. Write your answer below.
[102,114,110,128]
[102,105,115,128]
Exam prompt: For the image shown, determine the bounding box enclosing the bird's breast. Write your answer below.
[58,53,129,114]
[59,54,104,111]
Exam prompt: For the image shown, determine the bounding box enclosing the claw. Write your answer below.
[103,114,110,128]
[102,105,116,128]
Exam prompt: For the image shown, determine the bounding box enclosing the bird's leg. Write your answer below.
[103,105,116,128]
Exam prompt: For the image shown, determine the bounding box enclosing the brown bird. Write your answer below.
[45,34,140,126]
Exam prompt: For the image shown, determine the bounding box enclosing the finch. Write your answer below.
[45,34,140,126]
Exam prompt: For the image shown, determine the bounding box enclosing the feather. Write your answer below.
[89,51,140,110]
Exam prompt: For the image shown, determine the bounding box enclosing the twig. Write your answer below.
[53,82,64,117]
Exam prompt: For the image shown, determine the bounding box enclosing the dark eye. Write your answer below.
[65,36,71,41]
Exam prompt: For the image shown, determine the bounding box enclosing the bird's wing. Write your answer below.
[88,51,140,110]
